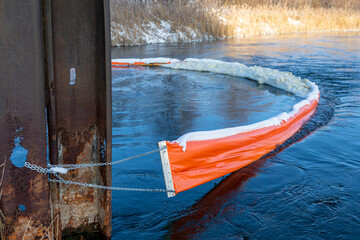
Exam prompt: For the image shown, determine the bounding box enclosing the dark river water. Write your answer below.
[110,32,360,239]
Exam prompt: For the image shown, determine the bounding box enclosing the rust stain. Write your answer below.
[62,187,95,205]
[44,0,112,237]
[8,216,47,240]
[2,0,111,238]
[52,125,110,236]
[1,1,51,238]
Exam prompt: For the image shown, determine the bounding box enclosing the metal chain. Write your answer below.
[24,148,175,193]
[24,162,48,174]
[4,206,21,234]
[48,148,165,170]
[49,177,170,192]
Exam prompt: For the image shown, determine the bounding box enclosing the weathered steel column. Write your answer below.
[44,0,112,238]
[0,0,111,237]
[0,0,51,238]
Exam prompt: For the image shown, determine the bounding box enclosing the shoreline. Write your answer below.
[111,31,360,48]
[111,1,360,47]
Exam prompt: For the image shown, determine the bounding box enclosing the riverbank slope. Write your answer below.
[110,0,360,46]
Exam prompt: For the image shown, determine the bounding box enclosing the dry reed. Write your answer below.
[110,0,360,46]
[110,0,221,45]
[216,4,360,38]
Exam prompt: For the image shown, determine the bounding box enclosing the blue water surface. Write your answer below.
[111,32,360,239]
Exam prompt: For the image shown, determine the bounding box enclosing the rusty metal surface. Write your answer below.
[0,0,51,238]
[44,0,112,238]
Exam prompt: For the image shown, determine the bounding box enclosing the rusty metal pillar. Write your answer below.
[0,0,51,238]
[1,0,112,238]
[44,0,112,238]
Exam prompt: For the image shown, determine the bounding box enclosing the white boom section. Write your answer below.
[158,141,176,197]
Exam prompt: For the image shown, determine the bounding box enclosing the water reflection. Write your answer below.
[168,158,268,239]
[167,93,335,239]
[111,32,360,239]
[112,67,297,139]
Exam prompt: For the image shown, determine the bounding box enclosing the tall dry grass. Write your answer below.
[217,4,360,38]
[227,0,360,9]
[110,0,227,46]
[110,0,360,46]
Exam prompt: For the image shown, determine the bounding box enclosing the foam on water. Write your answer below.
[162,58,319,150]
[111,57,320,151]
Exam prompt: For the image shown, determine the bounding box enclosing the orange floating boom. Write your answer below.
[112,61,171,66]
[161,94,318,195]
[111,58,174,67]
[112,58,320,198]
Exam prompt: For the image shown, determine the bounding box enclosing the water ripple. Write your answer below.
[111,32,360,239]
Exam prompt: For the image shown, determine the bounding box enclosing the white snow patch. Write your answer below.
[260,23,277,34]
[161,21,172,33]
[111,20,208,46]
[288,18,302,26]
[218,16,227,23]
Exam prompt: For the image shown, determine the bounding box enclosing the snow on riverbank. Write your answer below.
[111,21,207,46]
[110,1,360,46]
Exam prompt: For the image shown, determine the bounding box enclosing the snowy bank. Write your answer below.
[110,1,360,46]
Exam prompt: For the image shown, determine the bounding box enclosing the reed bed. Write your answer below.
[110,0,220,45]
[217,4,360,38]
[105,1,360,45]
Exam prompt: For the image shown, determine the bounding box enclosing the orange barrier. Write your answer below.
[161,94,318,195]
[112,65,146,70]
[112,60,171,67]
[112,58,320,197]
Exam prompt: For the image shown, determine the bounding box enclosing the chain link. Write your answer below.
[24,148,175,193]
[24,162,48,174]
[4,206,21,234]
[48,148,164,170]
[49,177,170,192]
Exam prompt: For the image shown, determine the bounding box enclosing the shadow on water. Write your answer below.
[166,87,336,239]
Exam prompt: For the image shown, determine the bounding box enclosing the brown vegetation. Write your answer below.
[110,0,360,46]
